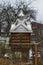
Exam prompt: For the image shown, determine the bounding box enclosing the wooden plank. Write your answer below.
[9,33,30,49]
[10,40,30,43]
[10,36,30,39]
[11,33,30,37]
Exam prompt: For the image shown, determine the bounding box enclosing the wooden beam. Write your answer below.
[34,44,38,65]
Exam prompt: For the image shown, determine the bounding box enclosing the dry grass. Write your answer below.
[0,57,14,65]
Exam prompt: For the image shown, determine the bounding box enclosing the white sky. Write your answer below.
[0,0,43,23]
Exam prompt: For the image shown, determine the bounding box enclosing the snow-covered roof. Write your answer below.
[10,24,32,33]
[10,10,32,33]
[10,21,32,33]
[18,9,24,17]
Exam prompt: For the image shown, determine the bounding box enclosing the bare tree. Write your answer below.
[14,0,36,20]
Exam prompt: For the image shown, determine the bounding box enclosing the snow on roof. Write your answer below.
[10,22,32,33]
[10,13,32,33]
[27,24,32,31]
[18,9,24,17]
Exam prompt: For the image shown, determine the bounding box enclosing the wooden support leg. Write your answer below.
[34,44,38,65]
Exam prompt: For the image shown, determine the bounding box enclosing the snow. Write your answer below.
[0,36,6,41]
[29,49,33,59]
[10,9,32,33]
[1,29,4,32]
[4,54,9,58]
[10,23,15,30]
[10,22,32,33]
[18,9,24,17]
[27,24,32,31]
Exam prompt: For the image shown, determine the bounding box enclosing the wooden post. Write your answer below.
[34,44,38,65]
[0,22,1,35]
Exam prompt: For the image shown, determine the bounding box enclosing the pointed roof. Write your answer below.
[10,8,32,33]
[18,9,24,17]
[10,23,32,33]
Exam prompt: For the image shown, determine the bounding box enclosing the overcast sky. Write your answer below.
[0,0,43,23]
